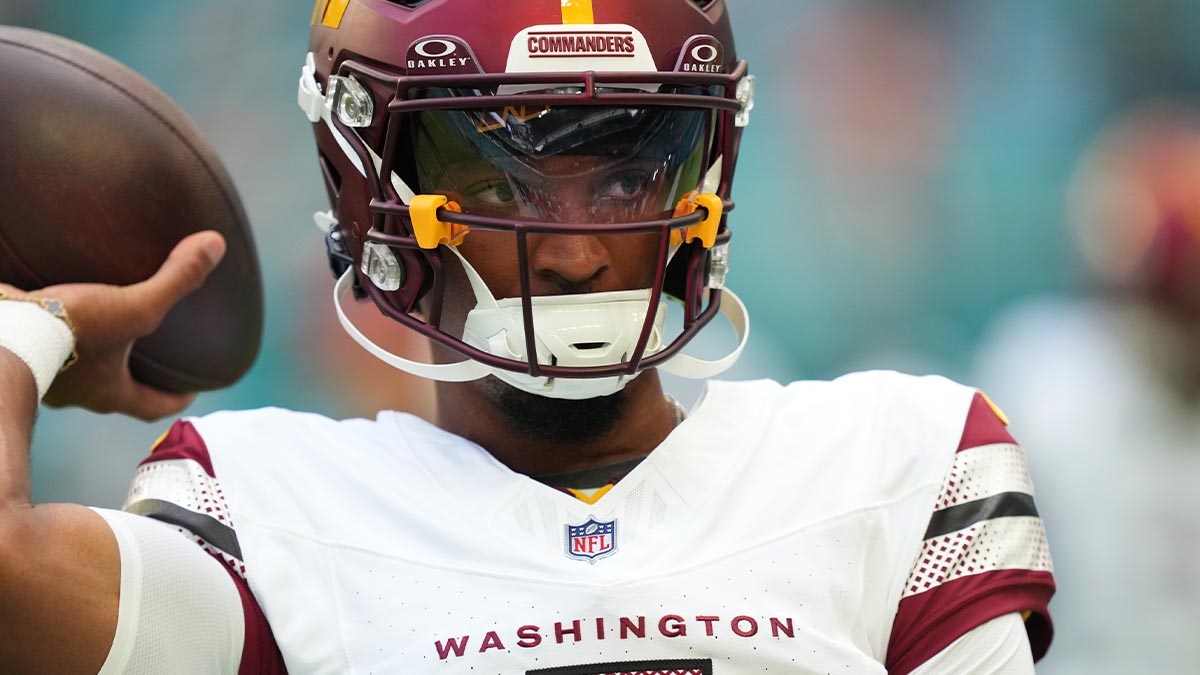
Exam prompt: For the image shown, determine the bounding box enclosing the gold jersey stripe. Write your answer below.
[149,428,171,453]
[979,390,1010,426]
[567,483,615,505]
[560,0,595,25]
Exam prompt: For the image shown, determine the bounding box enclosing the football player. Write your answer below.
[0,1,1054,673]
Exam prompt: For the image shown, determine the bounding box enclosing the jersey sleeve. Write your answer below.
[93,508,245,675]
[122,419,288,675]
[885,392,1056,675]
[906,612,1034,675]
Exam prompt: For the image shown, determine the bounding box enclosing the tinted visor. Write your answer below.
[411,90,711,224]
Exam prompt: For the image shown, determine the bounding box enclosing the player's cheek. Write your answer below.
[604,232,663,288]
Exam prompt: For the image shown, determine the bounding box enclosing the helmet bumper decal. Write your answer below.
[501,24,659,95]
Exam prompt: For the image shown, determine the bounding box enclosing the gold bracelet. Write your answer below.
[0,291,79,372]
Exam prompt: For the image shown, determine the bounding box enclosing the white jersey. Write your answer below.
[122,371,1054,674]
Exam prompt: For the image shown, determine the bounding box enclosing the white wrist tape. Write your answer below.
[0,300,77,400]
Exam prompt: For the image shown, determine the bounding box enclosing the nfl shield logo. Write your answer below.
[565,516,617,563]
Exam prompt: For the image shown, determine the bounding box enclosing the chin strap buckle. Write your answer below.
[671,193,723,248]
[410,195,469,249]
[298,52,328,123]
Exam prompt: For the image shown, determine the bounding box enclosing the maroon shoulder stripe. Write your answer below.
[140,419,216,477]
[956,392,1016,452]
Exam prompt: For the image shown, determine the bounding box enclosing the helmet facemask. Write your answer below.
[302,9,753,399]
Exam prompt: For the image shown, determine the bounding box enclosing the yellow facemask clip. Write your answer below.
[410,194,469,249]
[670,193,723,248]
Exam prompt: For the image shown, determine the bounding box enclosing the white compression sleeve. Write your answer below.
[908,613,1035,675]
[91,508,245,675]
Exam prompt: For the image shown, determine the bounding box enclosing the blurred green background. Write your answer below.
[5,1,1198,673]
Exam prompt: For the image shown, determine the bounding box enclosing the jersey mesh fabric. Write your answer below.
[886,392,1055,674]
[908,613,1034,675]
[92,508,244,675]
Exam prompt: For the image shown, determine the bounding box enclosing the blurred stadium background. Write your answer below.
[4,1,1198,673]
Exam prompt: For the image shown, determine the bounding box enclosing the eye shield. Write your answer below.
[410,89,712,222]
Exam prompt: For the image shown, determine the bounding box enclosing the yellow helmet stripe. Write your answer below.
[560,0,595,25]
[322,0,351,28]
[312,0,351,28]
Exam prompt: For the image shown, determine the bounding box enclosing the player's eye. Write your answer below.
[463,179,516,208]
[596,169,652,201]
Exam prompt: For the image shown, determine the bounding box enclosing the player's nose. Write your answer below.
[528,233,611,293]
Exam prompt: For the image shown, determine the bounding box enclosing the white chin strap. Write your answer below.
[332,250,750,400]
[452,247,659,400]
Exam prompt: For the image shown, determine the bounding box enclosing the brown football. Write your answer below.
[0,26,263,393]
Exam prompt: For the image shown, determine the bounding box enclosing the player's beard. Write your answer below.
[479,376,626,443]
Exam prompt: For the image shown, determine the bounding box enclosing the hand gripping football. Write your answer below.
[0,26,263,392]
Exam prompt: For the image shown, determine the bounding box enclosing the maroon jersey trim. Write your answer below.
[208,552,288,674]
[131,419,243,562]
[886,569,1055,675]
[137,419,283,672]
[956,393,1016,452]
[141,419,216,477]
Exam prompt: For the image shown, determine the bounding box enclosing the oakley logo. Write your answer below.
[690,44,719,63]
[406,36,481,74]
[414,38,457,58]
[676,35,725,73]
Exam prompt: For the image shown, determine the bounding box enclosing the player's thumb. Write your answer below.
[130,231,226,313]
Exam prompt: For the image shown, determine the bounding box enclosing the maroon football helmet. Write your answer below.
[300,0,753,398]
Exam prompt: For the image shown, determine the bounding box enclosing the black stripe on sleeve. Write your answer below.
[924,492,1039,539]
[125,498,243,560]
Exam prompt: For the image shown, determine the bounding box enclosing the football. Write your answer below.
[0,26,263,393]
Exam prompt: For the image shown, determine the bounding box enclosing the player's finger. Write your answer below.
[0,282,29,299]
[127,231,226,313]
